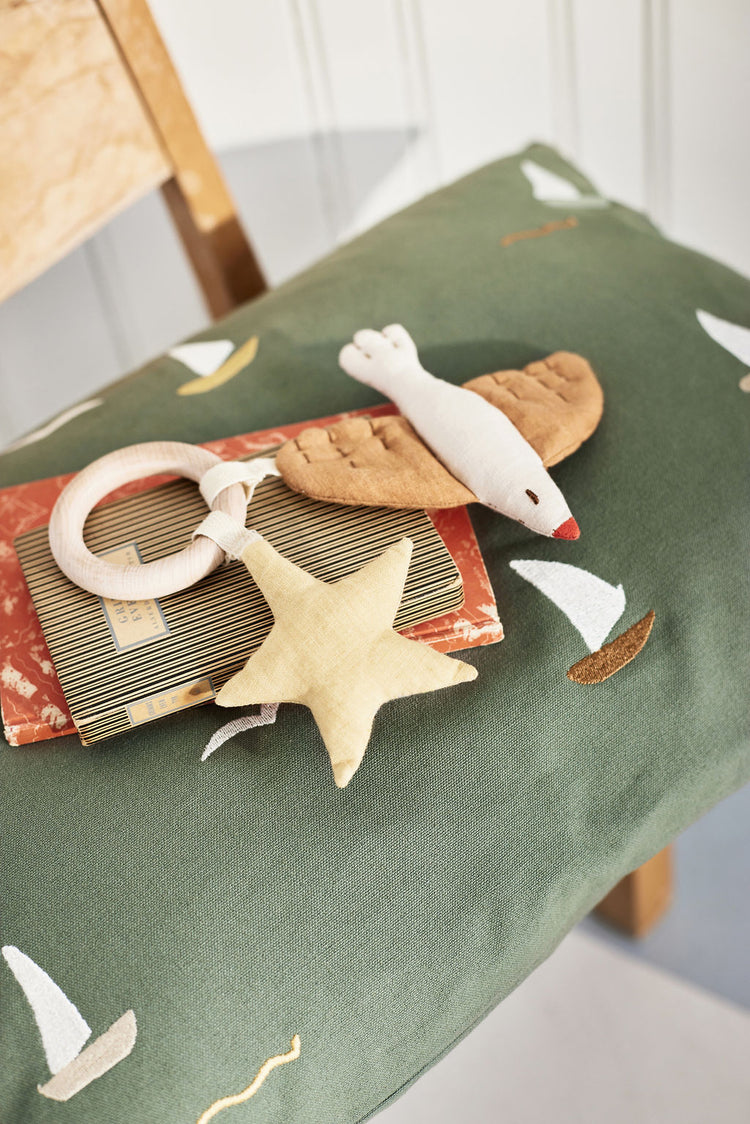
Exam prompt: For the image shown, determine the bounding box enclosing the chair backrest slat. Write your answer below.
[0,0,265,315]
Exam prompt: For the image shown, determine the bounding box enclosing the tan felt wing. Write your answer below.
[462,351,603,466]
[277,352,602,510]
[276,414,475,510]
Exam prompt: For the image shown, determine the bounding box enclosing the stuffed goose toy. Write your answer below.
[276,325,603,538]
[46,324,604,791]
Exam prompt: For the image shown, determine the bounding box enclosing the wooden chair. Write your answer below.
[0,0,671,938]
[0,0,265,316]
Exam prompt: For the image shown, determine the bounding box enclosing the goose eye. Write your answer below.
[526,489,539,505]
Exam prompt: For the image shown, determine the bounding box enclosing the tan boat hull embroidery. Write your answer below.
[567,610,655,684]
[38,1010,137,1101]
[510,560,654,683]
[501,216,578,247]
[196,1034,301,1124]
[178,336,258,396]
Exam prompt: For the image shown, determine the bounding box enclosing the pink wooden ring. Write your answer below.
[48,441,247,599]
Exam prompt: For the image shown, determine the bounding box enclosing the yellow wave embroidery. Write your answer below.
[178,336,259,396]
[196,1035,301,1124]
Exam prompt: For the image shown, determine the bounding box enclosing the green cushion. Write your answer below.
[2,143,749,1122]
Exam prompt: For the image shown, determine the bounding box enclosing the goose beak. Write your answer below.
[553,516,580,540]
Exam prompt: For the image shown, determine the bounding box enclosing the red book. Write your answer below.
[0,406,502,746]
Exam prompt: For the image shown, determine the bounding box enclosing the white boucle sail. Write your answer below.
[510,559,626,652]
[2,945,91,1074]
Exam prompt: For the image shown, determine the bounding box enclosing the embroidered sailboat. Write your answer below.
[2,945,136,1101]
[696,309,750,392]
[201,703,280,761]
[509,559,654,683]
[169,335,259,396]
[1,398,103,455]
[521,160,608,209]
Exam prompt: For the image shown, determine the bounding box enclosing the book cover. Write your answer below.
[1,407,502,746]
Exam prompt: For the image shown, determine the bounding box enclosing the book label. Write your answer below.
[98,543,170,651]
[127,677,215,726]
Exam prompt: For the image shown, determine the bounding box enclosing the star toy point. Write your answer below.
[216,536,477,787]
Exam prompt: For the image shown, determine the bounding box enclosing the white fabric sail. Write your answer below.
[2,946,91,1074]
[2,399,102,454]
[696,309,750,366]
[520,160,607,208]
[521,159,582,202]
[169,340,234,376]
[510,560,626,652]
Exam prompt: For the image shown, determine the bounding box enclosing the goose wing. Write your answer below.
[276,352,602,509]
[276,413,475,509]
[462,351,603,467]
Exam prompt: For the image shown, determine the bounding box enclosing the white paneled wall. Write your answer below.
[669,0,750,273]
[573,0,646,210]
[1,0,748,447]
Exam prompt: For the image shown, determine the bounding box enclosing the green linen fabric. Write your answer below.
[1,143,749,1123]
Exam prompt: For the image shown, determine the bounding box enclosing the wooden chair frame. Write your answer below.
[0,0,265,316]
[98,0,266,317]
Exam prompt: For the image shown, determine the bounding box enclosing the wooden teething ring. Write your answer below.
[49,442,248,600]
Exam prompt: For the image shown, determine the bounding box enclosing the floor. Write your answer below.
[377,929,750,1124]
[582,783,750,1013]
[374,784,750,1121]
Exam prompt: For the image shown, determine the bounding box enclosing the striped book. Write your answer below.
[15,467,464,744]
[2,407,503,746]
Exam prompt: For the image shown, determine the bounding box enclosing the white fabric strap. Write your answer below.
[199,457,280,507]
[193,510,260,561]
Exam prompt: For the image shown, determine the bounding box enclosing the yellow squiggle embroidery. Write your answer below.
[196,1035,300,1124]
[178,336,259,396]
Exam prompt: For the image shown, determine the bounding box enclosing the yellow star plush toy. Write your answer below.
[216,535,477,787]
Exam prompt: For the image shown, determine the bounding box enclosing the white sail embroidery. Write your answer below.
[1,399,103,455]
[696,310,750,391]
[520,160,607,209]
[201,703,280,761]
[169,340,234,376]
[509,559,625,652]
[172,335,259,397]
[3,945,136,1101]
[2,946,91,1074]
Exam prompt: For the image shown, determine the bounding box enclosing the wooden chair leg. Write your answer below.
[595,845,673,937]
[99,0,267,318]
[161,177,266,318]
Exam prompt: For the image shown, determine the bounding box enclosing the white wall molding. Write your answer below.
[288,0,351,243]
[547,0,580,159]
[642,0,673,227]
[572,0,646,209]
[395,0,442,194]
